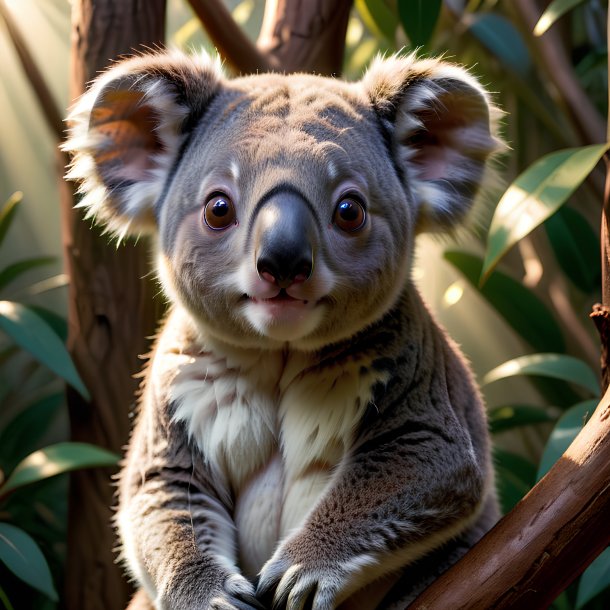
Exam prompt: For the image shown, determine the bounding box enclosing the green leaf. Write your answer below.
[0,393,64,471]
[0,257,56,293]
[0,442,119,495]
[0,193,23,249]
[0,523,57,601]
[356,0,396,41]
[467,14,532,79]
[576,547,610,608]
[534,0,588,36]
[537,400,597,480]
[444,251,565,353]
[24,306,68,342]
[482,144,610,281]
[545,207,600,293]
[397,0,442,48]
[0,301,89,399]
[494,448,536,513]
[489,405,555,434]
[484,354,600,396]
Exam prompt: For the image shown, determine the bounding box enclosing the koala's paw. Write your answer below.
[210,574,266,610]
[257,550,372,610]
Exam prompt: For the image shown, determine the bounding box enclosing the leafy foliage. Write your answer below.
[0,195,118,609]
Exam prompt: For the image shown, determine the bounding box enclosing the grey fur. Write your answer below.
[64,50,502,610]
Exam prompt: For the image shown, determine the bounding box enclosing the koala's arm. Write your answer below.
[258,333,490,609]
[117,387,259,610]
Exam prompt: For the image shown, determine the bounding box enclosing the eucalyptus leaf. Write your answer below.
[0,523,57,601]
[484,354,599,396]
[545,207,600,294]
[24,306,68,342]
[467,14,531,79]
[0,257,56,293]
[489,405,555,434]
[537,400,597,480]
[494,448,536,513]
[0,300,89,399]
[484,144,609,279]
[534,0,588,36]
[576,547,610,608]
[444,251,565,353]
[356,0,396,41]
[482,144,609,281]
[0,393,64,471]
[0,193,22,248]
[397,0,442,48]
[0,442,119,495]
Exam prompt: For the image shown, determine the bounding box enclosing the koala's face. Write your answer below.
[65,52,500,350]
[156,75,413,349]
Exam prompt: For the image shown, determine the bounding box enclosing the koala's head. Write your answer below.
[65,51,502,350]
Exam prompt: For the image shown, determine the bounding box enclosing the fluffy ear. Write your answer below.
[362,54,504,232]
[63,51,223,239]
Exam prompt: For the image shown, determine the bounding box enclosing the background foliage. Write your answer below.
[0,0,608,608]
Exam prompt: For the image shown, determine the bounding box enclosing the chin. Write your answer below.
[242,298,326,344]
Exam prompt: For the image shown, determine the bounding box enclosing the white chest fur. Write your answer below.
[157,320,383,576]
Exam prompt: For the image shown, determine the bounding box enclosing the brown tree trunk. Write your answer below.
[63,2,166,609]
[188,0,352,76]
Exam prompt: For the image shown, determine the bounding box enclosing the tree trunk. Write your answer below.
[63,2,166,609]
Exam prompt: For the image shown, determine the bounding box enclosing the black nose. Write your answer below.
[256,249,312,288]
[254,190,315,288]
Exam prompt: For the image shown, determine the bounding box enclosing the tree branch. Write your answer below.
[510,0,606,147]
[187,0,273,73]
[0,0,64,141]
[188,0,353,76]
[411,383,610,608]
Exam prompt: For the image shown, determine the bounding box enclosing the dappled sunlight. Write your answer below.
[20,450,61,479]
[443,280,464,307]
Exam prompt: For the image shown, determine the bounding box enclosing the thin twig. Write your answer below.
[511,0,606,146]
[0,0,64,141]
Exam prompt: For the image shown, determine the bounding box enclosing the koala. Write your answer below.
[65,50,503,610]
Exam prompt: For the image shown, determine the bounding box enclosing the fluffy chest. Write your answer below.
[163,337,383,574]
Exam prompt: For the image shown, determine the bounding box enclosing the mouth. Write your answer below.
[248,289,309,306]
[240,288,327,341]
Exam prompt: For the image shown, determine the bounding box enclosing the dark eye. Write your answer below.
[203,194,236,230]
[333,196,366,233]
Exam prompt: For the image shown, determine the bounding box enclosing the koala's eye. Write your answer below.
[203,194,236,231]
[333,196,366,233]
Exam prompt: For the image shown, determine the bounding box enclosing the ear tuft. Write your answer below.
[363,53,505,232]
[63,50,224,240]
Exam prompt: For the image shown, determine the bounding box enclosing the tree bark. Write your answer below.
[188,0,353,76]
[410,384,610,609]
[256,0,352,75]
[63,2,166,609]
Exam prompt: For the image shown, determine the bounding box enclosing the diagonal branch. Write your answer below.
[0,0,64,141]
[187,0,353,76]
[411,383,610,609]
[187,0,274,73]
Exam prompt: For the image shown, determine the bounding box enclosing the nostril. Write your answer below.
[292,260,313,284]
[256,258,278,285]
